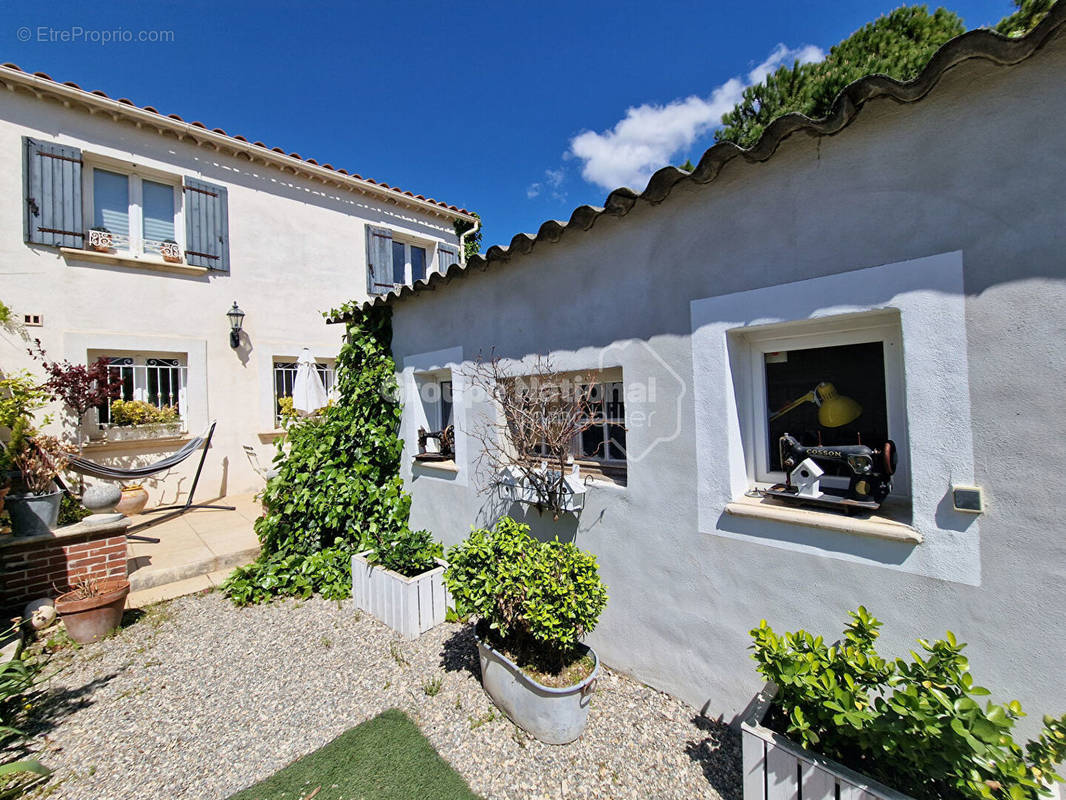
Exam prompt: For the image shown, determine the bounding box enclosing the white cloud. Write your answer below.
[568,43,825,191]
[526,168,568,202]
[544,168,565,188]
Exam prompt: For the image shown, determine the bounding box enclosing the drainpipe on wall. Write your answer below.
[458,215,480,266]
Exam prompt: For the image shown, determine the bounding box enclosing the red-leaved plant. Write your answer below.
[28,340,123,426]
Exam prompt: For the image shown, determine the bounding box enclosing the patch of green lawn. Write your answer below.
[227,709,479,800]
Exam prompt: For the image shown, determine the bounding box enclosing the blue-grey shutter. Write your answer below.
[437,244,460,273]
[183,177,229,270]
[366,225,393,295]
[23,137,83,248]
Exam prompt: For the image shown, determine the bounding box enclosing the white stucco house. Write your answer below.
[0,62,477,506]
[339,14,1066,735]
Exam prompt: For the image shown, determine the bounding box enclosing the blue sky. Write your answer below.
[7,0,1016,249]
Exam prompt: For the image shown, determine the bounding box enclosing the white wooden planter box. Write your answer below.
[351,551,450,640]
[742,684,914,800]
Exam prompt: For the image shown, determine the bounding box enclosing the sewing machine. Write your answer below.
[415,425,454,462]
[762,433,897,512]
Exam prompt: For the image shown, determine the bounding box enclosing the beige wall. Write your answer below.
[0,87,464,505]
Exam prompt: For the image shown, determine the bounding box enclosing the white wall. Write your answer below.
[386,34,1066,737]
[0,88,464,505]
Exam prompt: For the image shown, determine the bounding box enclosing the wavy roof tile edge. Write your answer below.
[0,63,474,219]
[335,4,1066,322]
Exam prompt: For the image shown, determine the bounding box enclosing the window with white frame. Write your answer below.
[391,240,428,286]
[740,313,908,494]
[414,373,454,460]
[272,359,336,425]
[523,369,628,481]
[84,164,182,259]
[93,352,188,427]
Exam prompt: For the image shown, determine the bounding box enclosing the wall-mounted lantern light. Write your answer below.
[227,302,245,348]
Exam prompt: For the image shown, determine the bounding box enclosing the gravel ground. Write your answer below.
[15,592,740,800]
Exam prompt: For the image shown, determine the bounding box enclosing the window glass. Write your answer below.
[94,354,186,426]
[411,246,426,283]
[272,360,336,424]
[142,180,175,242]
[764,341,887,473]
[392,241,406,285]
[93,170,130,237]
[440,380,453,428]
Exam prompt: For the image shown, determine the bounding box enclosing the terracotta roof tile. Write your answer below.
[0,62,472,216]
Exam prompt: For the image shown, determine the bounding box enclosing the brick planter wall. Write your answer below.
[0,517,130,611]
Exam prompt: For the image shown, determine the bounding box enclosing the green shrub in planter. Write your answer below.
[109,399,179,426]
[444,517,607,671]
[750,608,1066,800]
[365,525,441,578]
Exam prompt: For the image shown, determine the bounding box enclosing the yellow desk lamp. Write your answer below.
[769,382,862,428]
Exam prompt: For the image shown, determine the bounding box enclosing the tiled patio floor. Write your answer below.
[125,492,262,607]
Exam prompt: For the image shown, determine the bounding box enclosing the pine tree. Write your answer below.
[716,6,965,149]
[995,0,1054,37]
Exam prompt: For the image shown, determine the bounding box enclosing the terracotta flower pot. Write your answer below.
[115,486,149,516]
[55,578,130,644]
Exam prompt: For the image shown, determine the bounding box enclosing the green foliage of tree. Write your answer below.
[223,306,437,605]
[995,0,1054,37]
[751,608,1066,800]
[717,6,966,149]
[444,517,608,669]
[454,212,482,261]
[678,158,696,172]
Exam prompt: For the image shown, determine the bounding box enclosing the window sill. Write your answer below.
[80,434,191,454]
[724,494,922,544]
[413,459,459,474]
[59,247,208,276]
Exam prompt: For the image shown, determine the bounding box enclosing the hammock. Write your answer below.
[67,423,213,480]
[65,421,235,540]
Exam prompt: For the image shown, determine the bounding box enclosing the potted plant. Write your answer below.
[115,483,149,516]
[105,399,182,441]
[54,576,130,644]
[160,238,181,263]
[444,516,608,744]
[5,434,74,537]
[743,608,1066,800]
[87,226,112,252]
[352,524,448,640]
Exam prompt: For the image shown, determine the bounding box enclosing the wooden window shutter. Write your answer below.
[183,177,230,270]
[437,244,460,273]
[366,225,393,295]
[23,137,83,248]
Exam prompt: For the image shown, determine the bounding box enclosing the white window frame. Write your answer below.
[403,347,468,485]
[390,236,434,286]
[741,313,909,495]
[271,357,337,426]
[88,349,189,431]
[516,368,628,482]
[81,156,184,259]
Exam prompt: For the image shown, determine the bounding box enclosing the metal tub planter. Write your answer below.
[5,487,62,537]
[477,628,599,745]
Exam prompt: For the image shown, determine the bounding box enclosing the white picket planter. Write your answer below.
[742,684,913,800]
[351,551,449,640]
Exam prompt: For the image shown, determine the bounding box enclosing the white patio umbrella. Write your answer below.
[292,348,329,415]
